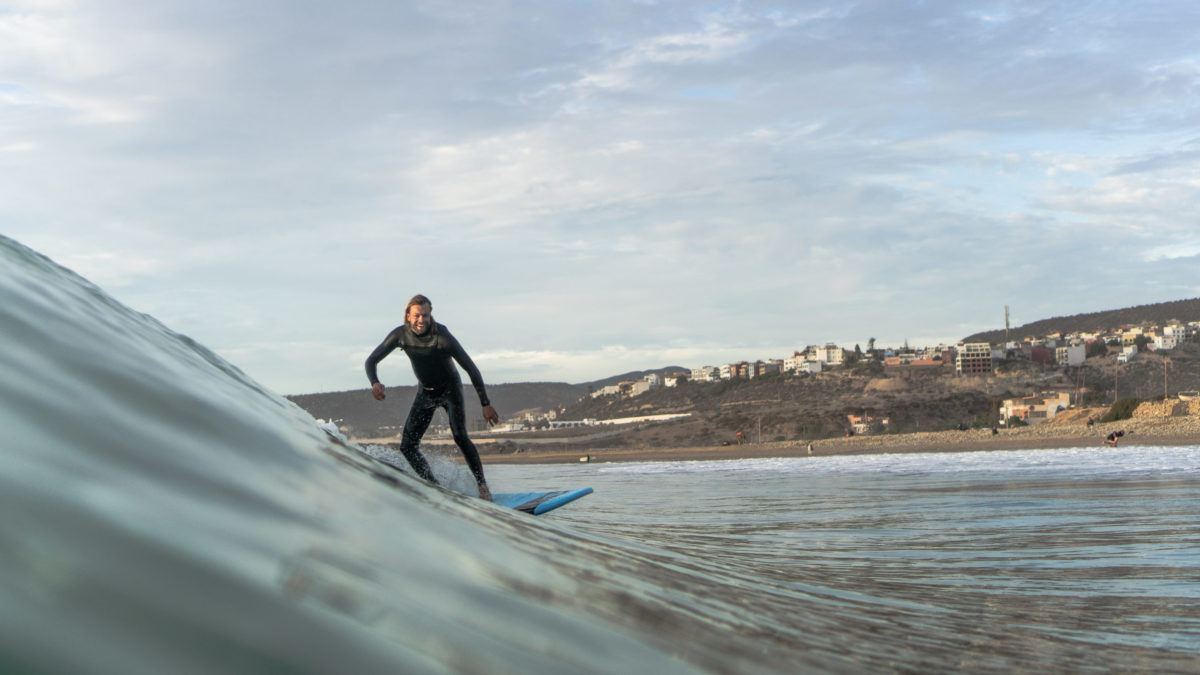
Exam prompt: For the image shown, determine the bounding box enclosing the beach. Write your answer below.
[475,410,1200,464]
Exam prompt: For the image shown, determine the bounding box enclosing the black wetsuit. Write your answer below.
[365,322,490,486]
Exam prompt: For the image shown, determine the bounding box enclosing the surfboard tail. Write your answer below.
[492,488,594,515]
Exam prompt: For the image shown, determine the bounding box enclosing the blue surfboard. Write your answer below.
[492,488,593,515]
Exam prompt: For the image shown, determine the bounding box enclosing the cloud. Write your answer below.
[1144,242,1200,262]
[3,1,1199,393]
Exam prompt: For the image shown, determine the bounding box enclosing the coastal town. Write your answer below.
[499,318,1200,435]
[296,303,1200,448]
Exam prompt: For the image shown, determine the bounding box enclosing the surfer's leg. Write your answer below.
[444,387,486,488]
[398,391,438,483]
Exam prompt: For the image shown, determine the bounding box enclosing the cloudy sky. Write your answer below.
[4,1,1199,395]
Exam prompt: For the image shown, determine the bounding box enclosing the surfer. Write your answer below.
[366,294,500,500]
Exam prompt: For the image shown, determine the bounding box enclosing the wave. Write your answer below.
[5,235,1199,674]
[0,236,816,674]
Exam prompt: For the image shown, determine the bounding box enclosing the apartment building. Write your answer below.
[955,342,993,375]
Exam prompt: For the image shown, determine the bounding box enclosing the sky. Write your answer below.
[3,0,1200,395]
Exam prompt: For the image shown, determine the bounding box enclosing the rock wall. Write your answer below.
[1130,399,1200,418]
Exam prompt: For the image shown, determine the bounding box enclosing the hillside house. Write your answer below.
[629,380,652,396]
[754,360,781,377]
[816,343,845,366]
[1031,346,1055,365]
[664,371,689,387]
[783,352,805,372]
[1000,392,1071,425]
[847,414,889,435]
[1055,344,1086,367]
[591,384,622,398]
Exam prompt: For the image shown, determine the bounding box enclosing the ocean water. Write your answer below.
[2,233,1199,674]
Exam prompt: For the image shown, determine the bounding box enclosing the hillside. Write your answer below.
[290,347,1200,447]
[963,298,1200,344]
[498,345,1200,451]
[288,381,588,438]
[288,301,1200,447]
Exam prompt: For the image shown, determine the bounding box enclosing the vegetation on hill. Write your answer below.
[963,298,1200,344]
[560,369,1006,446]
[1101,398,1140,423]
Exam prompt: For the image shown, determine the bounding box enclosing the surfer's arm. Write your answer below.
[445,333,492,409]
[365,329,402,397]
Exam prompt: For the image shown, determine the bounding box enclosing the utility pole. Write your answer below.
[1004,305,1010,344]
[1165,357,1171,408]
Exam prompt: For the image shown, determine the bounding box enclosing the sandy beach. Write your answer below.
[472,411,1200,465]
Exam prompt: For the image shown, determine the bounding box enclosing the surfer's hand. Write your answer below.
[482,405,499,426]
[478,482,492,502]
[371,382,386,401]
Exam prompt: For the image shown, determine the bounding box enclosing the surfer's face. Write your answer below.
[407,304,432,335]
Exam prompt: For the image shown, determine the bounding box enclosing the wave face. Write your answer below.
[3,234,1200,674]
[0,236,721,674]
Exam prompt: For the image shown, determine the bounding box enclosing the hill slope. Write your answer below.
[289,381,588,437]
[288,301,1200,445]
[964,298,1200,344]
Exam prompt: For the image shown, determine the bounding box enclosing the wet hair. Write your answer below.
[404,294,433,327]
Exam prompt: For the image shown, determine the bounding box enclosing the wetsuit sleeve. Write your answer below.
[444,332,491,407]
[364,328,403,385]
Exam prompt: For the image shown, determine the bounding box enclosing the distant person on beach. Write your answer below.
[1105,430,1125,447]
[366,294,500,500]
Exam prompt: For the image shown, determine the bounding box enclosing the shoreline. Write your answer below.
[353,414,1200,466]
[473,415,1200,465]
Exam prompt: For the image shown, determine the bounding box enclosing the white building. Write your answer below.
[691,366,719,382]
[629,380,652,396]
[590,384,622,398]
[1056,344,1086,367]
[956,342,993,375]
[1152,335,1171,351]
[817,344,844,365]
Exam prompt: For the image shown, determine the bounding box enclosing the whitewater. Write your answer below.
[2,234,1198,673]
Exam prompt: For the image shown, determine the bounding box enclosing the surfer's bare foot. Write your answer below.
[477,483,492,501]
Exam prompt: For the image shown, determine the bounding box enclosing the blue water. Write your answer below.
[3,234,1199,673]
